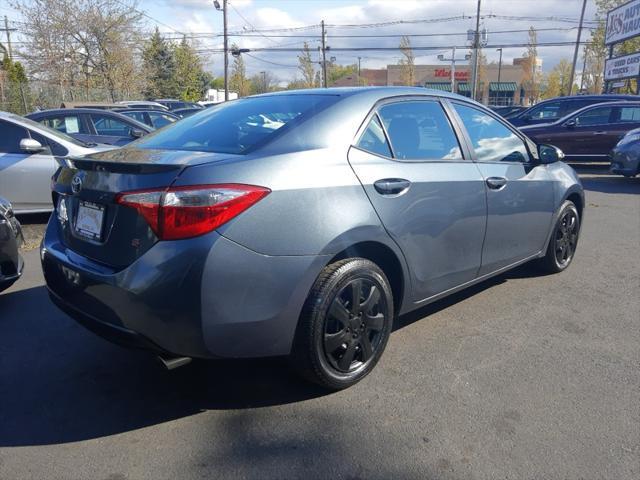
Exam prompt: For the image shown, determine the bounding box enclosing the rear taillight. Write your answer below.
[115,184,270,240]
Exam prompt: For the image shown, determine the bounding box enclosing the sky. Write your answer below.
[1,0,601,83]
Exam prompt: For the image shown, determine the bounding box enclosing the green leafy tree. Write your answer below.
[328,63,357,86]
[174,37,205,101]
[142,28,178,99]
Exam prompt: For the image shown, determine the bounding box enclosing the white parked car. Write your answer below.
[0,111,115,213]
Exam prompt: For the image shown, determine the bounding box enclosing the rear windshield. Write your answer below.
[134,95,338,154]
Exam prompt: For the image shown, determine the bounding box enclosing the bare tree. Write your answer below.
[398,36,415,86]
[12,0,144,102]
[521,27,539,104]
[297,42,316,88]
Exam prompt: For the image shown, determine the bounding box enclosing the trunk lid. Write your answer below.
[52,148,239,269]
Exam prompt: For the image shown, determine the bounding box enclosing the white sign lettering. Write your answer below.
[605,52,640,80]
[606,0,640,45]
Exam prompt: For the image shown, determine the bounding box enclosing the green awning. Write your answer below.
[489,82,517,92]
[457,82,470,92]
[424,82,452,92]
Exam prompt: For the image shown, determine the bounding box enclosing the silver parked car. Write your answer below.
[0,111,114,213]
[42,88,584,389]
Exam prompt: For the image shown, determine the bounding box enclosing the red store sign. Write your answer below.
[434,68,469,80]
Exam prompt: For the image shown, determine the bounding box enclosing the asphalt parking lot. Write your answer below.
[0,170,638,480]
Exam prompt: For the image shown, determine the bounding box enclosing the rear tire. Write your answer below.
[538,200,580,274]
[290,258,394,390]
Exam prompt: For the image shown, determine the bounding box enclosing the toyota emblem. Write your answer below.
[71,174,83,194]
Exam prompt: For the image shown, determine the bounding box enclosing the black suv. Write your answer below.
[509,94,639,127]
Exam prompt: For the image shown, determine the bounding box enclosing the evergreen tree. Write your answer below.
[174,37,205,101]
[230,45,250,97]
[142,28,177,99]
[1,57,29,114]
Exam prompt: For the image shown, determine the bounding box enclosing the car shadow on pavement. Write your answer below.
[580,175,640,195]
[0,262,538,448]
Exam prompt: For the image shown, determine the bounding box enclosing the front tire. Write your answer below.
[290,258,394,390]
[538,200,580,274]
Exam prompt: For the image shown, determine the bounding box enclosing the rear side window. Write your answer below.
[41,115,87,135]
[135,95,337,154]
[0,120,27,153]
[122,111,148,125]
[357,115,392,157]
[454,103,530,163]
[617,106,640,122]
[148,112,176,128]
[378,101,462,161]
[528,101,563,120]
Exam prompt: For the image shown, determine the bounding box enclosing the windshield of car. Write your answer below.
[16,113,96,148]
[134,94,338,154]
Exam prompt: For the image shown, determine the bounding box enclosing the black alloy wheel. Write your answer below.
[323,278,386,373]
[291,258,394,390]
[538,200,581,273]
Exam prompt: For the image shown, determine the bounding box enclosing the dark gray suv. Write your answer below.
[42,87,584,389]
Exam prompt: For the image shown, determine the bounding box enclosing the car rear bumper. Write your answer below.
[0,220,23,292]
[42,217,329,359]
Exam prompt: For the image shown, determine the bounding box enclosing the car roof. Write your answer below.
[253,86,478,103]
[25,108,153,131]
[527,100,640,127]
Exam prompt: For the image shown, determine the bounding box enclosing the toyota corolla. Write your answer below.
[42,87,584,389]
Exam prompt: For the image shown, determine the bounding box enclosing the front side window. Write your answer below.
[356,115,392,157]
[454,103,530,163]
[91,115,134,136]
[0,120,28,153]
[574,107,612,126]
[377,101,462,161]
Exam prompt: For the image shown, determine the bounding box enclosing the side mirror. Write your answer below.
[564,119,576,128]
[19,138,45,153]
[538,144,564,164]
[130,128,146,138]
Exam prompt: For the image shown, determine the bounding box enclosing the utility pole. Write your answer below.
[222,0,228,101]
[3,16,13,59]
[471,0,482,101]
[214,1,229,101]
[321,20,328,88]
[260,71,266,92]
[496,48,503,85]
[568,0,587,96]
[357,56,361,86]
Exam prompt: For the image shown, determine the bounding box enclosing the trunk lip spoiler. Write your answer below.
[57,156,185,174]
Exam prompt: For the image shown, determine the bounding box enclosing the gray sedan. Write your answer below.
[42,87,584,389]
[0,111,114,213]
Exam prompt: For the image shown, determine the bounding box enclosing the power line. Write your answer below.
[228,1,279,45]
[243,52,298,68]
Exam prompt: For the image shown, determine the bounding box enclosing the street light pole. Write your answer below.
[496,48,503,85]
[568,0,587,96]
[321,20,327,88]
[471,0,482,101]
[214,0,229,101]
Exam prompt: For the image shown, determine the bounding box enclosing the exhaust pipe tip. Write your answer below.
[157,355,192,370]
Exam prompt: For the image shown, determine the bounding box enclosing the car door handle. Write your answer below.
[486,177,507,190]
[373,178,411,196]
[593,131,607,135]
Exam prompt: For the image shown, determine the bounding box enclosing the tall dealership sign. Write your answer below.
[604,0,640,92]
